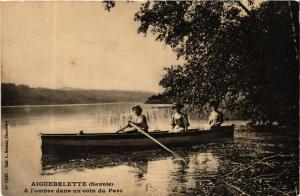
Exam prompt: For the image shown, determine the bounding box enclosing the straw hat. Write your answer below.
[171,102,184,109]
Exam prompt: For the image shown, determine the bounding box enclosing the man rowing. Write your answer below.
[117,105,148,133]
[208,101,224,129]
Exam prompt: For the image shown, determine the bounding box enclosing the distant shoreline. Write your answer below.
[1,102,138,108]
[1,102,172,108]
[2,83,156,107]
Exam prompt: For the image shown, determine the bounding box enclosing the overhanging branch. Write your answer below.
[237,1,252,15]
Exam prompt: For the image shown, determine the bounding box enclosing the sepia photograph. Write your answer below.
[1,1,299,195]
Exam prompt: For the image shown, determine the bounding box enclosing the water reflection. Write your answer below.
[41,150,220,194]
[42,151,164,175]
[129,160,148,182]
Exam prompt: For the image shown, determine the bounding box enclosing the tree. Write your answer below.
[105,1,299,126]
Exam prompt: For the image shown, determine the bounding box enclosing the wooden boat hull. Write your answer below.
[41,125,234,155]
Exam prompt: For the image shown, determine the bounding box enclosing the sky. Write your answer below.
[1,2,183,93]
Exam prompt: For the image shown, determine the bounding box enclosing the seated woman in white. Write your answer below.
[208,102,224,129]
[170,102,189,132]
[123,105,148,133]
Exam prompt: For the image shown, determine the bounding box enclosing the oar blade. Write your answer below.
[129,122,188,163]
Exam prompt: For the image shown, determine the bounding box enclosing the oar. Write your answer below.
[115,125,128,133]
[129,122,187,162]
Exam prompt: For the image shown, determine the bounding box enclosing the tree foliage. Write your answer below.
[134,1,299,126]
[105,1,299,126]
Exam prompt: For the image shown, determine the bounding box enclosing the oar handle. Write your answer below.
[115,125,128,133]
[129,122,187,162]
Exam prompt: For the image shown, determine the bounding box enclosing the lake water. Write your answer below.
[1,103,298,195]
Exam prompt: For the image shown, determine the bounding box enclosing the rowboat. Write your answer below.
[41,125,234,155]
